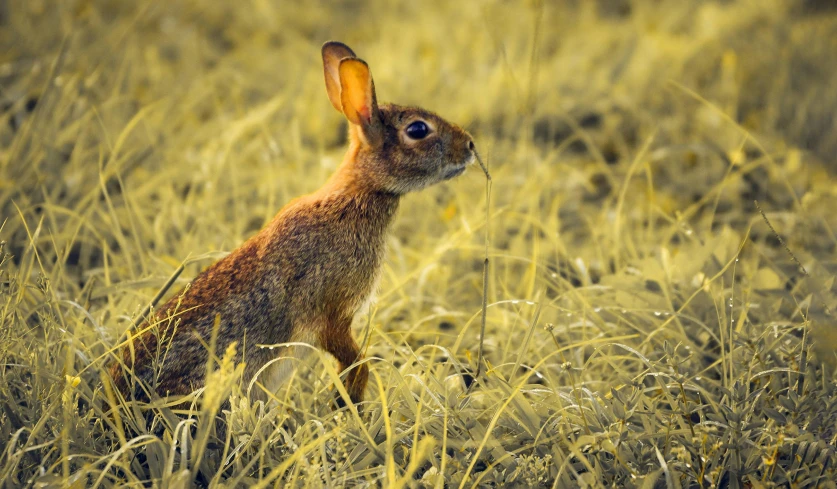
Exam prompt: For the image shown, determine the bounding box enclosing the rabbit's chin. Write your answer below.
[386,162,470,194]
[441,164,467,181]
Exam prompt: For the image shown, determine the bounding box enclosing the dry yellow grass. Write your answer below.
[1,0,836,487]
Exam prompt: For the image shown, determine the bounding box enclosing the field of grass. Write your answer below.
[2,0,837,487]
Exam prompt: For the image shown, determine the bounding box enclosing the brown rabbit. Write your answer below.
[109,41,475,405]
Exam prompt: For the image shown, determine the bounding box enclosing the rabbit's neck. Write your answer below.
[319,177,400,227]
[330,137,408,196]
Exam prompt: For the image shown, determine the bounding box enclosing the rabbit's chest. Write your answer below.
[325,235,386,304]
[275,191,398,316]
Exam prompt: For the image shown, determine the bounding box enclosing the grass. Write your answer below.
[2,0,837,487]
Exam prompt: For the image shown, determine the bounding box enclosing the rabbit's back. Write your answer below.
[109,235,293,397]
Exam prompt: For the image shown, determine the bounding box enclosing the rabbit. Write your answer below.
[108,41,476,405]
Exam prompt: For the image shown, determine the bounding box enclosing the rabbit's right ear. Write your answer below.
[322,41,357,113]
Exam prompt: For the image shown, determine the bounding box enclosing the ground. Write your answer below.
[1,0,837,487]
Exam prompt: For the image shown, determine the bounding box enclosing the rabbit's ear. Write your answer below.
[338,58,382,141]
[322,41,357,113]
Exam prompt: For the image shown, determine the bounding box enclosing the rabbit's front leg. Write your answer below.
[318,314,368,406]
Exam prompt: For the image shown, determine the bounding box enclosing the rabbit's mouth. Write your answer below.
[442,164,467,180]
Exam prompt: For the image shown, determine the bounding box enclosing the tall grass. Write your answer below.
[1,0,836,487]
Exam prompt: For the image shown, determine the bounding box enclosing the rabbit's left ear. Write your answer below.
[322,41,357,113]
[338,58,382,141]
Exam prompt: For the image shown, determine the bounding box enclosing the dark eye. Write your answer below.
[405,120,429,140]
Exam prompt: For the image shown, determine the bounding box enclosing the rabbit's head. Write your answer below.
[322,41,475,194]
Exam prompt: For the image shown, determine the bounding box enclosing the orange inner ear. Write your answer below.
[339,59,374,126]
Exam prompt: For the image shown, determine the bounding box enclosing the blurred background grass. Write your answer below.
[2,0,837,487]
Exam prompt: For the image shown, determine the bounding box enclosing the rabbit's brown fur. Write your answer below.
[109,42,475,405]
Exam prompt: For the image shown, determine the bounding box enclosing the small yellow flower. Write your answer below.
[442,202,457,222]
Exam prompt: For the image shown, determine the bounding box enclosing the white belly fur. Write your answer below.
[355,269,381,316]
[250,328,320,400]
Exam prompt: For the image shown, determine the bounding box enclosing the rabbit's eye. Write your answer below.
[405,121,430,140]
